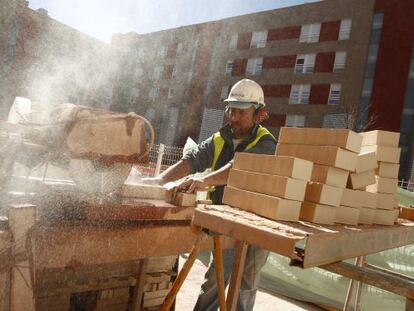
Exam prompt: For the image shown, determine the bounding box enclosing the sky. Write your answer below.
[28,0,320,43]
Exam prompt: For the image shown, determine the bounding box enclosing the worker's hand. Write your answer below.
[177,177,209,194]
[140,176,164,185]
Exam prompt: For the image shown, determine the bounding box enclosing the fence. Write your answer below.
[399,179,414,192]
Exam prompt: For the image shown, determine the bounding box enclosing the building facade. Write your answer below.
[113,0,414,179]
[0,0,114,119]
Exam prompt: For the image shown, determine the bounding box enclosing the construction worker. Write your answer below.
[143,78,276,311]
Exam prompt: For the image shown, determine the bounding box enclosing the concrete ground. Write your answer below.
[176,256,323,311]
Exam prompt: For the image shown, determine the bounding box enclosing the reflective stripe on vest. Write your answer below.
[211,125,275,171]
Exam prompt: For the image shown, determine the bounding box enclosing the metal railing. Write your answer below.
[399,179,414,192]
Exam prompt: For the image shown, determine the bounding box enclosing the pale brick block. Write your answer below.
[223,186,301,221]
[360,130,400,147]
[305,182,343,207]
[393,208,399,223]
[358,207,375,225]
[276,144,357,171]
[311,164,348,188]
[227,169,307,201]
[375,162,399,178]
[365,176,398,194]
[233,153,313,181]
[279,127,362,153]
[347,169,376,189]
[341,188,363,208]
[360,191,377,209]
[374,209,395,226]
[335,206,360,225]
[369,192,399,210]
[360,145,401,163]
[166,191,196,206]
[300,202,336,225]
[355,151,377,173]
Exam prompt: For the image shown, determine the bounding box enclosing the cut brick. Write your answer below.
[300,201,336,225]
[174,192,197,207]
[278,127,362,153]
[311,164,349,188]
[347,170,376,189]
[233,153,313,181]
[376,162,399,178]
[227,169,307,201]
[360,145,401,163]
[276,144,358,171]
[360,130,400,147]
[340,189,362,208]
[122,183,166,200]
[355,151,377,173]
[223,186,301,221]
[365,176,398,194]
[305,182,343,207]
[374,209,395,226]
[360,191,377,209]
[335,206,360,225]
[358,207,375,225]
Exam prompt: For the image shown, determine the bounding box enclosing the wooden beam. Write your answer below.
[213,236,227,311]
[226,241,248,311]
[320,261,414,299]
[129,258,148,311]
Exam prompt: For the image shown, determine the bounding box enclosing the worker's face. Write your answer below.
[227,107,256,139]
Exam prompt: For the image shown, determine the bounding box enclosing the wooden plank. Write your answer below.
[304,220,414,268]
[129,258,148,311]
[32,224,233,270]
[320,261,414,299]
[233,153,313,181]
[278,127,362,153]
[226,241,248,311]
[276,144,358,171]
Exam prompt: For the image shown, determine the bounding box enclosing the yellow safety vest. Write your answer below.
[211,125,275,171]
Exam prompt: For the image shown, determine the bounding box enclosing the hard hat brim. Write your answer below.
[224,99,265,109]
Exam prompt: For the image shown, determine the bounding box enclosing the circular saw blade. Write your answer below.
[69,159,132,194]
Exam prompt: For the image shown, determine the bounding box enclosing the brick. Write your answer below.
[174,192,197,207]
[394,208,399,222]
[227,169,307,201]
[233,153,313,181]
[300,202,336,225]
[279,127,362,153]
[376,162,399,178]
[305,182,343,207]
[223,186,301,221]
[358,207,375,225]
[360,130,400,147]
[311,164,348,188]
[340,188,362,208]
[276,144,357,171]
[360,191,377,209]
[122,184,166,199]
[371,192,398,210]
[400,207,414,221]
[374,209,395,226]
[335,206,360,225]
[347,170,376,189]
[355,151,377,173]
[360,145,401,163]
[365,176,398,194]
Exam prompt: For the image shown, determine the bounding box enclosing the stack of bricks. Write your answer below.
[223,153,313,221]
[360,130,401,225]
[276,127,362,225]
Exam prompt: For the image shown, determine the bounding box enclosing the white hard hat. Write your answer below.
[224,78,265,109]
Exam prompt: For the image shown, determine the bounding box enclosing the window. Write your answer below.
[299,23,321,43]
[229,34,238,51]
[372,13,384,30]
[362,78,373,97]
[333,52,347,72]
[168,88,175,99]
[246,57,263,75]
[220,86,230,100]
[158,46,167,58]
[250,30,267,49]
[289,84,311,104]
[339,19,352,40]
[328,84,341,105]
[153,66,163,80]
[177,43,183,55]
[323,113,349,128]
[367,45,379,63]
[286,115,306,127]
[149,87,159,101]
[295,54,316,73]
[225,60,234,77]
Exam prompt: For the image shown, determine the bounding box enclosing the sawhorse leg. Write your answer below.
[226,240,248,311]
[343,256,365,311]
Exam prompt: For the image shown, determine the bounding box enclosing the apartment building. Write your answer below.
[113,0,414,179]
[0,0,114,118]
